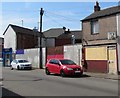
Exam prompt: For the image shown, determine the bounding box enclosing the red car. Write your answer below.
[45,59,83,77]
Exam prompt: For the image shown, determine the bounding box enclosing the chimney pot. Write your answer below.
[94,1,101,12]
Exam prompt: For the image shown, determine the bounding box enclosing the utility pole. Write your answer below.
[39,8,44,69]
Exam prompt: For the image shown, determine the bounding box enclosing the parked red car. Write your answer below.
[45,59,83,77]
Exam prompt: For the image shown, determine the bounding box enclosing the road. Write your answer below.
[1,67,118,97]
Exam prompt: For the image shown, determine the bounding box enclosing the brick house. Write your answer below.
[3,24,44,53]
[81,2,120,74]
[56,30,82,46]
[43,28,64,47]
[44,28,82,47]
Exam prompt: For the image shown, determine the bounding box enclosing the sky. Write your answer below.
[1,1,119,37]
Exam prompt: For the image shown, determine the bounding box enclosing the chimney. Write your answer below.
[94,1,101,12]
[65,29,71,34]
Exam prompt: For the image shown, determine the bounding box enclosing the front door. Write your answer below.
[108,46,117,74]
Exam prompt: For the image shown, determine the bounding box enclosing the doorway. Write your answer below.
[108,46,117,74]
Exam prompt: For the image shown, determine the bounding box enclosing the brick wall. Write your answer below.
[55,39,71,46]
[17,33,38,49]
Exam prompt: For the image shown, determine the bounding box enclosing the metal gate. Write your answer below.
[46,46,64,61]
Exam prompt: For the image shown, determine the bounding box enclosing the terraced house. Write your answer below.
[82,2,120,74]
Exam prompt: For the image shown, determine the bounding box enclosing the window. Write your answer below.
[91,20,99,34]
[49,60,54,64]
[18,60,28,63]
[49,59,59,65]
[13,60,17,64]
[60,60,76,65]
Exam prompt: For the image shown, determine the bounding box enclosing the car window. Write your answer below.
[18,60,28,63]
[15,60,18,64]
[53,60,59,65]
[49,59,59,65]
[13,60,16,63]
[60,60,76,65]
[49,60,54,64]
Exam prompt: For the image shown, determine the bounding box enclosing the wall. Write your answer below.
[4,26,16,52]
[45,38,55,47]
[42,48,46,68]
[85,46,108,73]
[82,15,117,41]
[55,39,71,46]
[47,46,63,61]
[16,48,46,68]
[0,38,3,58]
[117,13,120,72]
[17,33,38,49]
[64,44,82,66]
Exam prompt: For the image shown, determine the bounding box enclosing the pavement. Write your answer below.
[84,72,120,80]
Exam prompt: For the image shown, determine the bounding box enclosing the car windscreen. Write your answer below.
[18,60,28,63]
[60,60,76,65]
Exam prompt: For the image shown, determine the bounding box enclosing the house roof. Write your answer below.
[82,6,120,21]
[3,24,44,37]
[43,28,64,38]
[57,30,82,39]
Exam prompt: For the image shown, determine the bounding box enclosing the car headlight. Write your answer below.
[67,68,73,70]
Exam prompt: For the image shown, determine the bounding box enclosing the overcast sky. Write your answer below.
[1,1,118,37]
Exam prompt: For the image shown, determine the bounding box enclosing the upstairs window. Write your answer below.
[91,20,99,34]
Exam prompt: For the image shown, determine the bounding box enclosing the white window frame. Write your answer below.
[91,20,99,34]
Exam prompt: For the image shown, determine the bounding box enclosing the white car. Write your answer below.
[11,59,32,70]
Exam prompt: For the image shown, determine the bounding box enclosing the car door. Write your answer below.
[48,60,55,73]
[15,60,19,69]
[53,60,61,74]
[12,60,17,68]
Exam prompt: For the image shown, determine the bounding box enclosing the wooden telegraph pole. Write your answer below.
[39,8,44,69]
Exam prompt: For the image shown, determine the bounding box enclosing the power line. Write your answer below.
[44,10,80,22]
[44,13,66,28]
[3,9,39,12]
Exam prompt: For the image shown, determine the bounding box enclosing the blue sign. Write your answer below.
[16,49,24,54]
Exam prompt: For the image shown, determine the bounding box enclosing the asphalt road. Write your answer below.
[2,67,118,97]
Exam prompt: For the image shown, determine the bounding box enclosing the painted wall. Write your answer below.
[16,48,46,68]
[85,46,108,73]
[117,13,120,72]
[4,26,16,52]
[47,46,63,61]
[64,44,82,66]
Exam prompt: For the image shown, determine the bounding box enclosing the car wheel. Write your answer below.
[60,70,66,77]
[17,66,20,70]
[45,68,50,75]
[10,66,13,70]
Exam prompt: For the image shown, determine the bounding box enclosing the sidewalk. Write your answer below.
[84,72,120,80]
